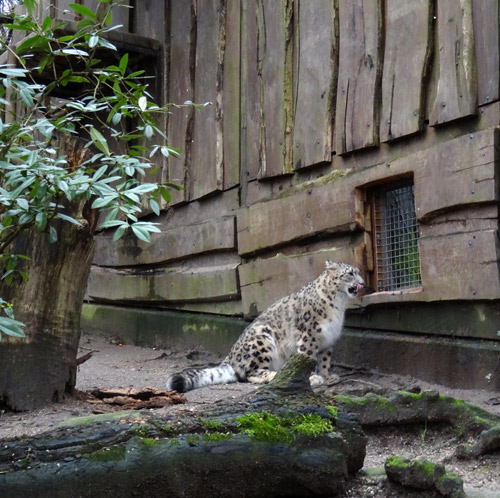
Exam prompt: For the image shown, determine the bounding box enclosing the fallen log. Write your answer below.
[0,354,367,498]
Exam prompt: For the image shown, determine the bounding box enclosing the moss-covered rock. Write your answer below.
[385,456,466,497]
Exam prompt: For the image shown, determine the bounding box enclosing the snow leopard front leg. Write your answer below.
[296,332,325,387]
[315,347,340,386]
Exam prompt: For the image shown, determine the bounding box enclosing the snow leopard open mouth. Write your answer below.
[348,283,364,296]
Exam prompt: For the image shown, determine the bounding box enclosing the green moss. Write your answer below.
[401,391,424,400]
[203,432,232,442]
[333,394,370,406]
[292,414,333,437]
[130,425,155,438]
[85,446,127,463]
[186,435,200,446]
[236,411,294,443]
[273,168,350,201]
[385,455,410,468]
[438,472,463,486]
[326,405,338,418]
[415,458,438,476]
[149,420,173,435]
[375,396,398,413]
[139,437,160,448]
[70,417,95,425]
[235,411,334,443]
[59,411,142,427]
[334,393,397,413]
[200,419,223,431]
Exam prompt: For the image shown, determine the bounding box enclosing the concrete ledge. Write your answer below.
[81,304,500,391]
[81,304,246,356]
[335,328,500,391]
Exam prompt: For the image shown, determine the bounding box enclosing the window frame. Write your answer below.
[364,179,423,293]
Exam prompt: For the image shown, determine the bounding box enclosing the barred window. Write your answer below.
[369,182,422,292]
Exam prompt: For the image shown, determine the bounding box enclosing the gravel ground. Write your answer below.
[1,330,499,497]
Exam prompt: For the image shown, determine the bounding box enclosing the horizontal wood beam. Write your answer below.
[87,263,240,303]
[94,217,236,267]
[239,246,364,317]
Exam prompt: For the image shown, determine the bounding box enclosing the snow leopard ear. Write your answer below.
[325,260,336,269]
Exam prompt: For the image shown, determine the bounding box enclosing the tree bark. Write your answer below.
[0,137,97,411]
[0,355,368,498]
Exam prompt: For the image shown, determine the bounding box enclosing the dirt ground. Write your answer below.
[1,330,499,497]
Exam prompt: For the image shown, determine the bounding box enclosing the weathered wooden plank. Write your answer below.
[223,0,241,190]
[335,0,382,154]
[53,0,72,15]
[53,1,130,29]
[240,0,260,183]
[93,217,236,267]
[292,0,335,169]
[132,0,164,40]
[87,263,240,303]
[82,0,99,13]
[418,229,500,300]
[129,1,166,213]
[167,0,195,204]
[158,188,240,228]
[106,0,130,30]
[257,0,294,178]
[239,247,364,316]
[472,0,500,106]
[237,172,357,256]
[430,0,477,126]
[380,0,432,141]
[419,205,498,238]
[414,129,498,221]
[191,0,224,199]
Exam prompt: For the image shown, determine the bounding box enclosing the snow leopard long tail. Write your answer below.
[166,363,238,393]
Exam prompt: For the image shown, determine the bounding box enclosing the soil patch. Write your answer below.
[1,330,499,497]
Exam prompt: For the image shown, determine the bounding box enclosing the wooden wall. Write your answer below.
[79,0,500,344]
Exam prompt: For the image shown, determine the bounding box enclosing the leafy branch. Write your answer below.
[0,0,205,339]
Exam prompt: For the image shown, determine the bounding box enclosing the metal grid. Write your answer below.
[372,184,422,292]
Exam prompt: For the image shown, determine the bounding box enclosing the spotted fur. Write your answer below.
[166,261,364,393]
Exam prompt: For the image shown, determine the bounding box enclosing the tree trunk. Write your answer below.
[0,137,97,411]
[0,355,368,498]
[0,216,95,410]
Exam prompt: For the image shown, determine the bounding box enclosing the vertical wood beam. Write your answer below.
[335,0,382,154]
[472,0,500,105]
[429,0,477,126]
[293,0,336,169]
[257,0,294,178]
[191,0,225,199]
[380,0,432,142]
[167,0,195,204]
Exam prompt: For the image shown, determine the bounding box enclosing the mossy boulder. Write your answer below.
[385,456,466,497]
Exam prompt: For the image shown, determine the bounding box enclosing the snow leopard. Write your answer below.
[166,261,364,393]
